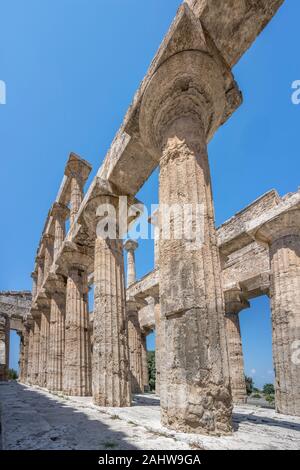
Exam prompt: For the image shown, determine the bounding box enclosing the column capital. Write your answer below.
[55,241,93,276]
[31,271,38,281]
[81,177,142,237]
[50,202,70,221]
[251,208,300,246]
[134,5,241,156]
[124,239,138,253]
[64,152,92,185]
[44,273,66,296]
[224,285,249,315]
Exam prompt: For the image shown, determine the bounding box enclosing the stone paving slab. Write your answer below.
[1,382,300,450]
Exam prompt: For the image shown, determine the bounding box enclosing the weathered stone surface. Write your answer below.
[253,209,300,417]
[0,313,9,381]
[63,264,92,396]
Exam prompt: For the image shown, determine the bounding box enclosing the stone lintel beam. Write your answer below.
[64,152,92,185]
[224,285,250,315]
[185,0,285,68]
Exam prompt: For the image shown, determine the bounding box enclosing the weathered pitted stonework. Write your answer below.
[17,0,294,443]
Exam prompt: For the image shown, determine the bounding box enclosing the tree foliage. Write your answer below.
[147,351,156,391]
[245,375,253,396]
[263,383,275,396]
[8,368,18,380]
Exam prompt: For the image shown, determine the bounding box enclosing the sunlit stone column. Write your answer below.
[51,203,69,258]
[65,153,92,227]
[46,275,66,391]
[19,320,32,384]
[253,209,300,417]
[224,287,249,404]
[43,234,54,280]
[27,324,34,384]
[63,256,92,396]
[0,313,9,381]
[154,296,161,395]
[124,239,138,287]
[84,190,131,407]
[31,272,38,299]
[31,314,41,385]
[141,333,149,393]
[138,46,239,434]
[127,298,146,394]
[38,309,50,387]
[37,256,44,292]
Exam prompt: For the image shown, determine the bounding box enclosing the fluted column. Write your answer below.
[65,153,92,227]
[124,240,138,287]
[138,44,239,434]
[31,272,38,299]
[141,333,149,393]
[47,276,66,391]
[27,325,34,384]
[43,234,54,280]
[0,313,10,381]
[83,190,131,407]
[93,235,131,406]
[19,321,32,384]
[51,203,69,259]
[127,299,144,394]
[63,262,91,396]
[254,209,300,417]
[32,316,41,385]
[37,257,44,292]
[154,297,161,395]
[224,287,249,404]
[38,310,50,387]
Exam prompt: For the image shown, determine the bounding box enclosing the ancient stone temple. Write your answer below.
[4,0,299,438]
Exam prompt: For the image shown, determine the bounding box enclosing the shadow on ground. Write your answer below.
[0,382,139,450]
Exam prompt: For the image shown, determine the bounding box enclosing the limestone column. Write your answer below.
[47,276,66,391]
[38,310,50,387]
[84,192,131,407]
[224,287,249,404]
[51,203,69,259]
[253,209,300,417]
[127,299,145,394]
[65,153,92,227]
[37,256,44,292]
[138,48,237,434]
[20,321,32,384]
[63,259,91,396]
[18,331,25,381]
[124,240,138,287]
[31,315,41,385]
[27,324,34,384]
[149,210,160,268]
[31,272,38,299]
[0,313,10,381]
[154,296,161,395]
[141,333,149,392]
[43,234,54,280]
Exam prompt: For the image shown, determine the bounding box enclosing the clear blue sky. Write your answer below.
[1,1,299,389]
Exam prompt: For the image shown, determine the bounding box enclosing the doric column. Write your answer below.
[31,272,38,299]
[253,209,300,417]
[138,39,240,433]
[43,234,54,281]
[46,275,66,392]
[36,256,44,292]
[51,203,69,259]
[26,324,34,384]
[124,239,138,287]
[0,313,10,381]
[84,188,131,407]
[19,320,33,384]
[31,314,41,385]
[127,298,146,394]
[38,310,50,387]
[62,252,92,396]
[65,153,92,227]
[224,287,249,404]
[154,296,161,395]
[141,333,149,392]
[149,210,160,268]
